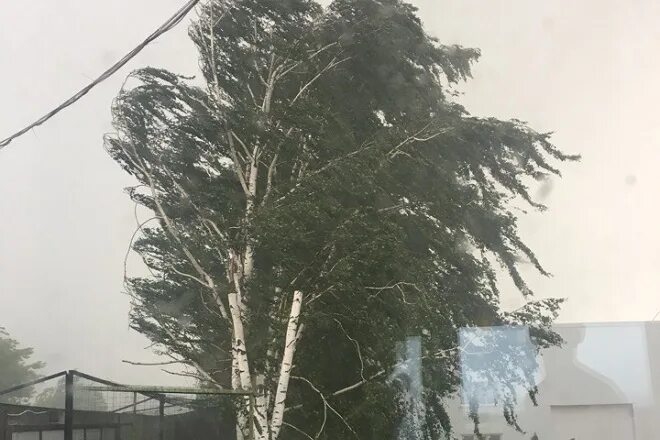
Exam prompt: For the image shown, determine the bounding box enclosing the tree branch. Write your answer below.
[290,56,351,106]
[282,422,314,440]
[291,376,359,439]
[123,215,160,286]
[119,142,230,322]
[261,150,279,206]
[171,266,211,288]
[227,131,251,196]
[161,369,208,381]
[387,125,452,158]
[232,130,253,161]
[334,319,365,382]
[276,42,340,79]
[122,359,189,367]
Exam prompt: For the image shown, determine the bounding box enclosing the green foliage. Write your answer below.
[105,0,577,438]
[0,328,44,404]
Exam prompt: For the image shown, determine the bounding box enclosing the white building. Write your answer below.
[446,321,660,440]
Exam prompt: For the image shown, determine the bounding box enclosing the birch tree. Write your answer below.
[105,0,577,438]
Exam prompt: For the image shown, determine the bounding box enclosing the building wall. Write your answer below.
[446,322,660,440]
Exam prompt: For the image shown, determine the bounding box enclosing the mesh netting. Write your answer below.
[0,372,234,440]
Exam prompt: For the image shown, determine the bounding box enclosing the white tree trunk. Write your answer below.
[232,340,248,440]
[269,290,303,440]
[254,374,269,440]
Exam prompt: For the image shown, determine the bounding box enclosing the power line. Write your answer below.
[0,0,201,151]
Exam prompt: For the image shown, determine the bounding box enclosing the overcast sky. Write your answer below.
[1,0,659,385]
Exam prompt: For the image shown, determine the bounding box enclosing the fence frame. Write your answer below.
[0,370,255,440]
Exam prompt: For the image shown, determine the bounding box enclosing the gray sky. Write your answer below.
[1,0,658,385]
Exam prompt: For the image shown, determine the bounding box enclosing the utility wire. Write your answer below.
[0,0,201,151]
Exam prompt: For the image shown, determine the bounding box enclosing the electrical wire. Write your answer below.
[0,0,201,150]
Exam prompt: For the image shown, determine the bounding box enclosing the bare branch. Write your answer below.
[387,125,452,158]
[202,218,227,241]
[274,140,376,207]
[286,369,387,416]
[161,333,222,387]
[291,376,359,439]
[161,369,208,381]
[171,266,211,288]
[331,370,386,399]
[246,82,260,108]
[123,215,160,286]
[282,422,314,440]
[262,52,277,113]
[290,56,351,106]
[365,282,421,305]
[307,285,336,305]
[261,148,281,206]
[227,131,251,196]
[231,130,253,161]
[122,359,189,367]
[277,42,340,79]
[119,141,230,321]
[334,319,365,382]
[204,3,231,105]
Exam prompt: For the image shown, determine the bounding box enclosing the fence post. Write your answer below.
[159,398,165,440]
[64,371,74,440]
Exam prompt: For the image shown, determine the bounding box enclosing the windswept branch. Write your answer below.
[122,359,189,367]
[227,132,251,196]
[334,319,365,382]
[290,56,351,106]
[291,376,359,439]
[119,141,230,321]
[282,422,314,440]
[387,125,452,159]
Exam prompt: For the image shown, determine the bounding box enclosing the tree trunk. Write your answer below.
[269,290,303,440]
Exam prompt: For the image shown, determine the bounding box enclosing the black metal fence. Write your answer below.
[0,370,245,440]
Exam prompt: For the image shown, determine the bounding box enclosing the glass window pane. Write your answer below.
[86,429,101,440]
[101,428,116,440]
[12,433,39,440]
[73,430,85,440]
[42,431,64,440]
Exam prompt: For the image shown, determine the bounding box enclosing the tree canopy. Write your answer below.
[0,328,44,404]
[106,0,577,439]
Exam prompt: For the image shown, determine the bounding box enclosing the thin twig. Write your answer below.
[123,216,160,286]
[291,376,359,439]
[282,422,314,440]
[171,266,211,288]
[122,359,189,367]
[334,319,366,382]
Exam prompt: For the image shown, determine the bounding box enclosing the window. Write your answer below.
[42,431,64,440]
[12,433,39,440]
[85,429,101,440]
[101,428,116,440]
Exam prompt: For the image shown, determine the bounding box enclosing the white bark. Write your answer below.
[269,290,304,440]
[228,292,270,439]
[232,341,248,440]
[228,292,253,390]
[243,146,258,281]
[254,374,269,440]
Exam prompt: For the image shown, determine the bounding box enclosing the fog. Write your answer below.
[1,0,659,385]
